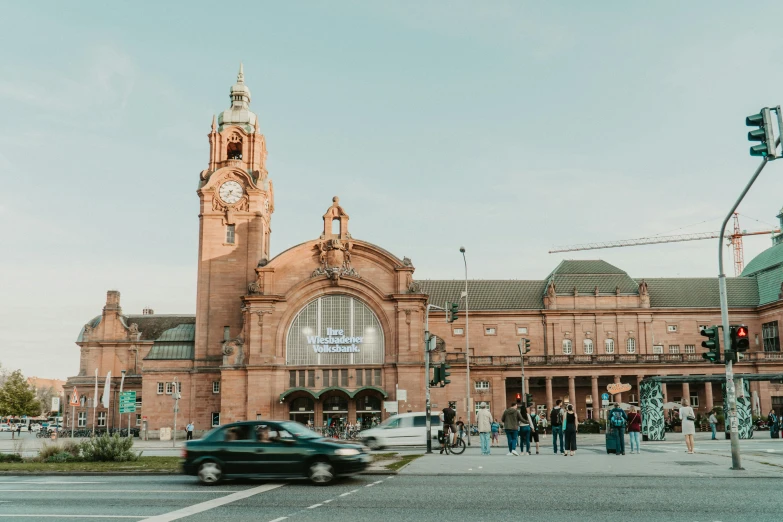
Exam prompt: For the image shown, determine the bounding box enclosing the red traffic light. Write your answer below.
[737,326,748,338]
[515,393,521,400]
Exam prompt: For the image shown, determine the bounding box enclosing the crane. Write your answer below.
[549,214,780,276]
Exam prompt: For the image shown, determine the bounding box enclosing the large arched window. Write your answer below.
[583,339,594,355]
[605,339,615,354]
[626,338,636,354]
[286,295,384,366]
[562,339,572,355]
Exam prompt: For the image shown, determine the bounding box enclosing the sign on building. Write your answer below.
[119,391,137,414]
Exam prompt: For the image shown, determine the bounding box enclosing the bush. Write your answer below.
[579,419,601,434]
[0,453,23,463]
[45,452,81,463]
[39,440,82,461]
[80,433,139,462]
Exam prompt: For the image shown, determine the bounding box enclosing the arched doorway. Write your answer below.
[355,392,382,429]
[289,396,315,426]
[321,393,349,429]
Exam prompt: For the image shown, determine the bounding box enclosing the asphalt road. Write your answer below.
[1,473,782,521]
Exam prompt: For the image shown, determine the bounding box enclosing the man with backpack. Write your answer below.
[609,402,628,456]
[550,399,565,455]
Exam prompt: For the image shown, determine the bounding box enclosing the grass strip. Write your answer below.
[384,454,422,471]
[0,456,180,473]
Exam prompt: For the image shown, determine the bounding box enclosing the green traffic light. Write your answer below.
[750,144,769,157]
[746,113,764,126]
[441,362,451,386]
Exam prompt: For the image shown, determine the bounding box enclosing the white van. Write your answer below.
[358,412,442,449]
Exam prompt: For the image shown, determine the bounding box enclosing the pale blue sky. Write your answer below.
[2,1,783,379]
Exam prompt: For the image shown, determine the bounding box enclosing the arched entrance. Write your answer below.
[354,391,383,429]
[321,392,349,429]
[288,396,315,426]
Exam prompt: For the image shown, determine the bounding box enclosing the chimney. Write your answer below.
[142,307,155,315]
[104,290,121,312]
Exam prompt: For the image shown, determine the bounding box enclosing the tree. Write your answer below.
[0,370,40,419]
[35,385,58,417]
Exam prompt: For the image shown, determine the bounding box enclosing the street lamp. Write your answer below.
[460,246,471,447]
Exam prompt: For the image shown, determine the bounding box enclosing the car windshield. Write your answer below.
[278,421,321,439]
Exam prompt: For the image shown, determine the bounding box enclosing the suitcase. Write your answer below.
[772,429,780,439]
[606,429,618,454]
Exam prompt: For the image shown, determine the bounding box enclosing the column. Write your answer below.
[591,376,599,420]
[661,383,668,402]
[636,375,644,403]
[524,377,530,398]
[682,382,691,406]
[545,376,553,413]
[568,376,576,408]
[614,375,622,404]
[704,382,714,411]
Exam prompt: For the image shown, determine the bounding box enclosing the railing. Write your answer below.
[443,351,783,366]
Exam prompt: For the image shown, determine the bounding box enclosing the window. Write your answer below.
[223,326,230,340]
[763,321,780,352]
[226,224,235,244]
[298,370,305,387]
[97,411,106,427]
[684,345,695,354]
[157,382,164,395]
[341,369,348,386]
[517,327,528,335]
[605,339,615,354]
[667,325,678,333]
[211,412,220,427]
[690,395,699,407]
[583,339,594,355]
[475,381,490,391]
[653,345,663,354]
[136,396,142,408]
[374,369,382,386]
[289,371,297,388]
[626,338,636,354]
[322,369,330,387]
[669,345,680,354]
[213,381,220,394]
[365,369,372,386]
[332,369,339,386]
[307,370,315,388]
[562,339,572,355]
[453,328,464,336]
[136,414,142,427]
[177,382,182,393]
[356,369,363,386]
[485,327,496,336]
[78,412,86,428]
[165,382,173,395]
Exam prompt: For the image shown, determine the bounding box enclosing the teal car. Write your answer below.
[182,420,370,485]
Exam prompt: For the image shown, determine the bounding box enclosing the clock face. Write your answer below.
[219,181,243,204]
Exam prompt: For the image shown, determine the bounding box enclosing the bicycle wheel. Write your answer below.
[449,438,466,455]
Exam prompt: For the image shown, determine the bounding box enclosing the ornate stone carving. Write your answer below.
[547,281,556,298]
[639,279,650,308]
[777,281,783,300]
[311,237,359,281]
[82,324,93,341]
[248,270,263,295]
[594,286,600,296]
[615,286,621,296]
[222,337,245,366]
[402,257,412,267]
[573,286,579,297]
[408,281,423,294]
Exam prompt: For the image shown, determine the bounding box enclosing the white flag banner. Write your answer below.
[93,368,99,408]
[101,371,111,408]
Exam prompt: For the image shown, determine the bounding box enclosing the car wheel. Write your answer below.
[197,461,223,485]
[308,459,335,486]
[364,437,383,450]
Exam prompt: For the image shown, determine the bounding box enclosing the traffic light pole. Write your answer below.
[717,143,777,470]
[424,304,445,454]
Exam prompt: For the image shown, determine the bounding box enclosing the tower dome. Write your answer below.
[218,63,258,132]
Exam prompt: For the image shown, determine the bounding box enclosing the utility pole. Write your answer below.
[424,303,445,454]
[172,377,180,448]
[460,246,471,446]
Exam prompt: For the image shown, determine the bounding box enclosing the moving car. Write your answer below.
[358,411,443,449]
[29,423,42,432]
[182,420,370,485]
[0,424,11,432]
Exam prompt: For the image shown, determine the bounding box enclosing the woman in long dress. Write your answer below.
[679,398,696,454]
[563,404,578,456]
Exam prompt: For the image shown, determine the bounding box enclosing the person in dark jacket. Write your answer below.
[609,403,628,455]
[626,407,642,453]
[501,403,524,456]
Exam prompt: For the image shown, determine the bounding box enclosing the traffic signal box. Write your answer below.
[518,337,531,354]
[701,325,721,364]
[430,362,451,387]
[730,325,750,352]
[447,302,459,323]
[746,108,776,158]
[525,393,533,407]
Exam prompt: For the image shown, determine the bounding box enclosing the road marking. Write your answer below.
[141,483,284,521]
[307,504,322,509]
[0,516,142,519]
[323,499,333,504]
[268,518,288,522]
[1,481,103,484]
[0,490,233,493]
[339,490,358,497]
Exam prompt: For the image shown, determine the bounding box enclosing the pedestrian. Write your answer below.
[528,406,541,454]
[550,399,565,455]
[709,411,719,440]
[563,403,578,456]
[539,412,548,439]
[476,403,493,455]
[680,399,696,454]
[16,424,21,438]
[518,404,534,455]
[439,404,457,454]
[491,418,500,447]
[501,402,524,456]
[186,421,194,441]
[627,406,641,454]
[609,402,628,456]
[767,409,778,439]
[456,417,466,440]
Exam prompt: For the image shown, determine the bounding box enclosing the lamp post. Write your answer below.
[460,246,471,446]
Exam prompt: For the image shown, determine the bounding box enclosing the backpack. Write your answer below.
[611,409,626,428]
[551,408,563,426]
[491,422,499,432]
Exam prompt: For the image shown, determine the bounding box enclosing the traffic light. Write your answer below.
[440,362,451,386]
[700,325,721,364]
[446,302,459,323]
[518,337,531,354]
[730,325,750,352]
[525,393,533,407]
[515,393,521,402]
[746,108,776,158]
[430,364,441,388]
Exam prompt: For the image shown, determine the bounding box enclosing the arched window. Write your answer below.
[332,218,340,235]
[562,339,572,355]
[626,338,636,354]
[583,339,594,355]
[227,136,243,160]
[289,397,314,412]
[605,339,615,354]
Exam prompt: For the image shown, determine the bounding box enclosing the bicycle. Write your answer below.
[438,427,466,455]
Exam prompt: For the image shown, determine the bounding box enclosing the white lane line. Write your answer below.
[338,490,356,497]
[307,504,323,509]
[0,490,233,493]
[141,483,284,522]
[323,499,333,504]
[268,518,288,522]
[0,516,142,519]
[0,481,103,484]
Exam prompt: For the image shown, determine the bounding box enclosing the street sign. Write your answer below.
[69,387,79,406]
[119,391,136,414]
[601,393,610,401]
[601,399,609,407]
[606,383,632,395]
[51,397,60,412]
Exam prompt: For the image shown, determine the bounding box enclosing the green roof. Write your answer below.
[418,280,546,310]
[144,343,194,360]
[548,260,627,276]
[155,323,195,342]
[741,242,783,276]
[642,278,759,308]
[548,260,639,294]
[753,268,783,306]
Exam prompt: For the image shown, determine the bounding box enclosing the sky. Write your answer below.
[1,1,783,380]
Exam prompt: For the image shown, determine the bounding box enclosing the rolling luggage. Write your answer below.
[606,428,618,454]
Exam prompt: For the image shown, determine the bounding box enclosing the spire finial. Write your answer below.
[211,114,217,132]
[237,62,244,83]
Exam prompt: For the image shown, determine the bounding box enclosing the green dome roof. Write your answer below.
[741,242,783,276]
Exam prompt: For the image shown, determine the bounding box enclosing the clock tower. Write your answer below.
[195,64,274,362]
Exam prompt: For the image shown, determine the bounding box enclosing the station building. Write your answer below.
[66,68,783,436]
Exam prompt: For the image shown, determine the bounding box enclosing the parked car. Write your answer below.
[0,424,11,432]
[182,420,370,486]
[29,423,42,432]
[358,411,443,450]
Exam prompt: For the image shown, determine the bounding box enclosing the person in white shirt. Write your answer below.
[186,422,194,440]
[476,403,493,455]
